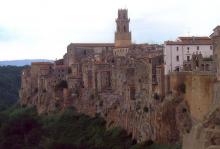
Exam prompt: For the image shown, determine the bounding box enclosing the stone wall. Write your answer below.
[169,72,215,122]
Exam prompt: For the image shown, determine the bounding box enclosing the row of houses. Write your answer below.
[164,36,214,75]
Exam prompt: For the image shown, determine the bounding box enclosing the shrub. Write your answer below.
[144,139,154,146]
[0,106,182,149]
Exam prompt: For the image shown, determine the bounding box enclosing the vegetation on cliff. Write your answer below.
[0,105,181,149]
[0,66,181,148]
[0,66,25,111]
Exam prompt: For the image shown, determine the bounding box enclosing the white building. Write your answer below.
[164,37,213,75]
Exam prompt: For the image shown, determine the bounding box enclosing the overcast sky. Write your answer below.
[0,0,220,60]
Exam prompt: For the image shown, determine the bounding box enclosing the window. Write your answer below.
[123,25,126,32]
[176,47,179,51]
[187,47,190,50]
[197,46,199,50]
[176,55,179,62]
[130,86,136,100]
[187,56,190,61]
[176,67,180,71]
[210,46,213,50]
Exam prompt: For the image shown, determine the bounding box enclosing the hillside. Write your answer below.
[0,66,24,111]
[0,106,181,149]
[0,59,52,66]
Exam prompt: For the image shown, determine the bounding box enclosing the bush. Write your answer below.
[0,106,42,149]
[0,106,182,149]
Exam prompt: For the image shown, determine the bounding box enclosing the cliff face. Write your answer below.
[19,62,191,144]
[19,44,191,144]
[182,106,220,149]
[72,91,191,143]
[182,82,220,149]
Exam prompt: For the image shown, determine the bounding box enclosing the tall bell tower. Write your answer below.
[115,9,132,48]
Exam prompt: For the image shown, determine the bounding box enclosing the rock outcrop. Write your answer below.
[20,65,192,143]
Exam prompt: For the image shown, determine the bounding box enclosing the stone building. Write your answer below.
[19,9,192,144]
[164,36,213,75]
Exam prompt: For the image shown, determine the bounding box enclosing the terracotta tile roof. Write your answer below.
[31,62,53,65]
[69,43,115,47]
[165,36,212,45]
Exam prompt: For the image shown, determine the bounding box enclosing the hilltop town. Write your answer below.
[19,9,220,149]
